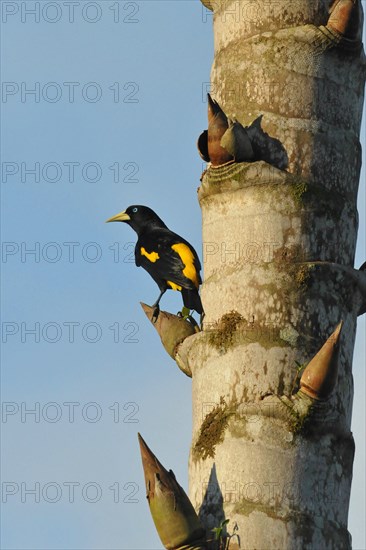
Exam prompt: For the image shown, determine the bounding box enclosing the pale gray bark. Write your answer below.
[180,2,366,548]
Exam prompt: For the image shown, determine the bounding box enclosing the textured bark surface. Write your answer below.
[186,1,366,548]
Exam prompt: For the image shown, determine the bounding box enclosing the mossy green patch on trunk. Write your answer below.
[208,311,245,351]
[232,499,290,521]
[294,263,316,287]
[207,310,289,351]
[193,397,235,461]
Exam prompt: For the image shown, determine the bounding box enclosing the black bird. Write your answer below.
[106,205,204,317]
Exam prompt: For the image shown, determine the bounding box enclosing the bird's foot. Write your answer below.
[151,305,160,323]
[177,307,201,333]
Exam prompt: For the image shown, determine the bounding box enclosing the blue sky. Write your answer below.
[1,1,365,549]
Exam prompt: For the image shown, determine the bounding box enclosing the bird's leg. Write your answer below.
[151,290,165,323]
[177,308,201,333]
[200,311,205,330]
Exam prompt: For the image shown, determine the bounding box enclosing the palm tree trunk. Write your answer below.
[180,1,366,547]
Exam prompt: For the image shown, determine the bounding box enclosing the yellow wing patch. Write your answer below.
[171,243,199,288]
[140,247,160,263]
[140,246,160,263]
[167,280,182,291]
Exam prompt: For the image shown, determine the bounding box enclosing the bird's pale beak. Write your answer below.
[106,210,131,223]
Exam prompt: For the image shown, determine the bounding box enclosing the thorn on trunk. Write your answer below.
[299,321,343,401]
[137,433,207,549]
[140,303,198,376]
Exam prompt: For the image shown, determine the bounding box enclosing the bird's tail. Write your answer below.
[182,288,204,315]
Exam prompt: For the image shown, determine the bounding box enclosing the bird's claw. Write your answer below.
[177,308,201,333]
[152,305,160,323]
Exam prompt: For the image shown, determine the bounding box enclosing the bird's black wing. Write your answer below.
[136,228,202,290]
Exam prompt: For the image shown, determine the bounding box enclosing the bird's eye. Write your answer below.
[132,207,138,213]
